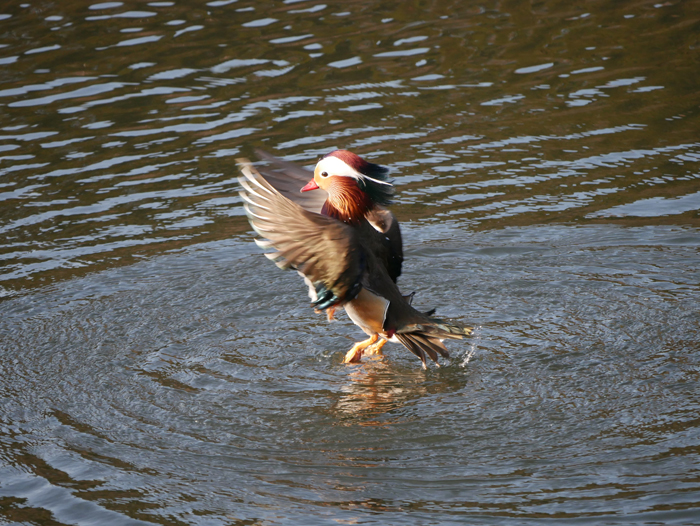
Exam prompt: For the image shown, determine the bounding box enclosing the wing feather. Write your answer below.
[238,158,364,303]
[253,149,328,213]
[253,151,403,282]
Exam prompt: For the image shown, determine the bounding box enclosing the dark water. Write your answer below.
[1,1,700,524]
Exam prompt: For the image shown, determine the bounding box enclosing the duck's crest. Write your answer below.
[325,150,394,206]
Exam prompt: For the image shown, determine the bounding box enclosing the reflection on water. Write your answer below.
[335,362,433,424]
[334,333,481,424]
[1,0,700,524]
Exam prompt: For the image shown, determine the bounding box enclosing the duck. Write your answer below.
[237,150,472,368]
[250,149,407,325]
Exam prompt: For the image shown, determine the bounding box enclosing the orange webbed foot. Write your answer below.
[364,337,388,357]
[343,334,379,364]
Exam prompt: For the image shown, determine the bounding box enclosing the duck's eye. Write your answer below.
[321,171,329,178]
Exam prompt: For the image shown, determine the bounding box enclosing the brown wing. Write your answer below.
[256,150,404,282]
[254,149,328,214]
[238,158,364,308]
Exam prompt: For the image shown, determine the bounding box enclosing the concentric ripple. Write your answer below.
[2,226,700,523]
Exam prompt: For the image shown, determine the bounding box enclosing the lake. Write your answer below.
[1,1,699,524]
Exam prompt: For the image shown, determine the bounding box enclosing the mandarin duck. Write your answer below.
[237,150,472,368]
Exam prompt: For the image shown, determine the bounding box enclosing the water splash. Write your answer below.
[460,326,481,367]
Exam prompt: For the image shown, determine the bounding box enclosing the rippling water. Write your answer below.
[1,1,700,524]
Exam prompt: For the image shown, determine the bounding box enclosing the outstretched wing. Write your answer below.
[238,158,364,309]
[255,150,404,283]
[254,149,328,214]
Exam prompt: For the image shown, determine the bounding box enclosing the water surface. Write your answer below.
[1,1,700,524]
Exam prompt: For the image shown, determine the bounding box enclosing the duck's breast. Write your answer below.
[344,288,389,336]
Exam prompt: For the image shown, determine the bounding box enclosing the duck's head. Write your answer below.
[301,150,393,212]
[301,150,393,223]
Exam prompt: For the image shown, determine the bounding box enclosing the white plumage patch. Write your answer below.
[299,272,317,302]
[316,156,392,186]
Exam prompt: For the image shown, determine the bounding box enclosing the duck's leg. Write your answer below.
[364,337,388,357]
[343,334,379,364]
[314,305,337,320]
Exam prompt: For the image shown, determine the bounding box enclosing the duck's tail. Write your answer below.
[395,320,472,368]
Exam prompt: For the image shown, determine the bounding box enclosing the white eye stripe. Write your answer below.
[315,155,392,186]
[316,156,362,180]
